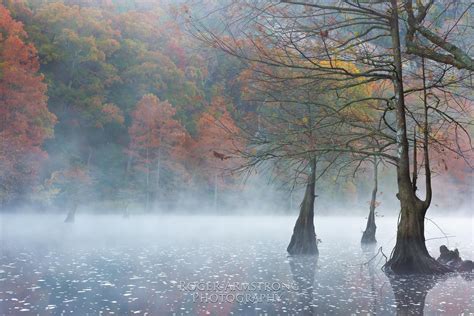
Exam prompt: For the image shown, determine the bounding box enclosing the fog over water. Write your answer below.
[1,213,472,315]
[0,0,473,314]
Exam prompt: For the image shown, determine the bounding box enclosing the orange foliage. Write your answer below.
[129,94,188,177]
[188,97,243,188]
[0,5,56,200]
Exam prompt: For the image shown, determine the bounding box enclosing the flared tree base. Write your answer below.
[385,240,452,274]
[361,225,377,245]
[288,157,318,256]
[287,221,318,255]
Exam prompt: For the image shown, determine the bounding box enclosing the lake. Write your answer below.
[0,214,473,315]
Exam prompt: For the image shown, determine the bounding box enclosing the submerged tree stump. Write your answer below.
[437,245,474,272]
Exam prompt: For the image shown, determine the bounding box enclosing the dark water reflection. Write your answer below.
[288,256,318,315]
[361,244,379,314]
[0,215,472,315]
[389,274,441,316]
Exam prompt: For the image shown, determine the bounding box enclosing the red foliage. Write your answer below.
[0,5,56,201]
[189,97,243,188]
[129,94,188,178]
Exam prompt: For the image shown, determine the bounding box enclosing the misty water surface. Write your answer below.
[0,214,473,315]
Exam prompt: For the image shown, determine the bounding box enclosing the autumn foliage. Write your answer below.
[130,94,187,167]
[0,5,56,203]
[189,97,243,189]
[129,94,188,200]
[0,1,247,209]
[1,0,469,213]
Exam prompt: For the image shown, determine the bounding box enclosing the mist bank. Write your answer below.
[1,201,472,217]
[1,214,472,252]
[2,166,471,217]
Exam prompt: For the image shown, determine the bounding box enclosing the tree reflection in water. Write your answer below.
[288,255,318,315]
[388,274,445,315]
[361,243,380,315]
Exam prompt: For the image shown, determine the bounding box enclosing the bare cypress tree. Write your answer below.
[189,0,473,273]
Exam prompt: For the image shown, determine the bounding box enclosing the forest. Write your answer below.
[1,0,253,215]
[0,0,473,315]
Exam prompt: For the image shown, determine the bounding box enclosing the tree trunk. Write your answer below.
[213,174,218,211]
[287,158,318,255]
[64,201,77,223]
[155,134,162,209]
[86,146,93,167]
[361,159,378,244]
[384,0,450,274]
[122,202,130,219]
[386,199,450,274]
[289,191,293,210]
[145,144,150,213]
